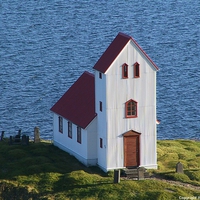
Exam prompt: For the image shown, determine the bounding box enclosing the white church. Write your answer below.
[50,32,159,172]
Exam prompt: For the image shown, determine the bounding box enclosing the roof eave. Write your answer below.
[50,111,97,130]
[130,37,159,71]
[83,114,97,129]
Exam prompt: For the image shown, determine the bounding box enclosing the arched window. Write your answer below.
[122,63,128,78]
[125,99,137,118]
[134,62,140,78]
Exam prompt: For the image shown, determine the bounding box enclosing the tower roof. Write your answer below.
[93,32,159,73]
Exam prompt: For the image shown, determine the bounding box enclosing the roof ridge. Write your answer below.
[83,71,94,77]
[118,32,132,39]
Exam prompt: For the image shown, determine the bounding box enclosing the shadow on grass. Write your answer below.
[51,175,113,199]
[0,140,107,179]
[0,140,114,199]
[53,173,112,190]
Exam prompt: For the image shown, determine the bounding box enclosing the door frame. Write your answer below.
[123,130,141,168]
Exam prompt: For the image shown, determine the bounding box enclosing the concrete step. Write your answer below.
[121,167,150,179]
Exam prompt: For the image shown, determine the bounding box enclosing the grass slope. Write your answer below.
[0,139,200,199]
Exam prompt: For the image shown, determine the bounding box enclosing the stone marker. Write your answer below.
[18,129,21,137]
[0,131,5,141]
[9,136,13,145]
[14,134,21,143]
[138,167,145,180]
[176,162,184,173]
[34,127,40,143]
[26,136,29,145]
[21,135,27,145]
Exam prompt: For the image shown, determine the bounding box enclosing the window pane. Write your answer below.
[134,63,140,78]
[136,64,139,76]
[59,116,63,133]
[100,138,103,148]
[132,110,136,115]
[100,101,102,111]
[68,122,72,138]
[99,72,102,79]
[77,127,81,144]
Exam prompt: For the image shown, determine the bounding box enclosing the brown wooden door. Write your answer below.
[124,135,140,167]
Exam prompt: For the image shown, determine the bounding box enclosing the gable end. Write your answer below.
[93,32,159,73]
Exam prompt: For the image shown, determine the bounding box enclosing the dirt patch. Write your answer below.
[150,174,200,191]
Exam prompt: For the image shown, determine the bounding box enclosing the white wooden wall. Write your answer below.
[95,71,108,171]
[52,113,97,166]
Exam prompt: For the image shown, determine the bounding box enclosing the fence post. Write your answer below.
[114,170,120,183]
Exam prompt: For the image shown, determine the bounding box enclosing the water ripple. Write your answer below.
[0,0,199,140]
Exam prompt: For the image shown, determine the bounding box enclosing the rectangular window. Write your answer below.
[100,138,103,148]
[122,63,128,78]
[59,116,63,133]
[100,101,102,112]
[77,126,81,144]
[134,62,140,78]
[68,121,72,138]
[99,72,102,79]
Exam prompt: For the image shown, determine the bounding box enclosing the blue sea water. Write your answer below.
[0,0,199,140]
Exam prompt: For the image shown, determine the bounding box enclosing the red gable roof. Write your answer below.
[93,32,159,73]
[50,71,96,129]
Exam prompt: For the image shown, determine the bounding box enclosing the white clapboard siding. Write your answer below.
[96,40,157,171]
[53,113,97,166]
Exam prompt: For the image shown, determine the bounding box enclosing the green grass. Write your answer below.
[0,139,200,199]
[155,139,200,187]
